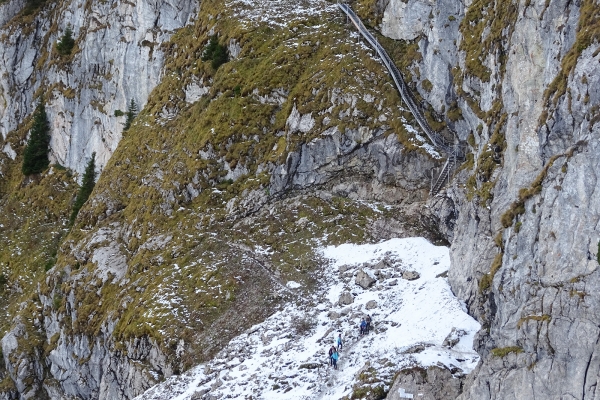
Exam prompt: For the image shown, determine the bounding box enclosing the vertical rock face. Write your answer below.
[0,0,25,27]
[455,47,600,399]
[381,0,468,137]
[447,0,582,322]
[0,0,197,175]
[381,0,600,398]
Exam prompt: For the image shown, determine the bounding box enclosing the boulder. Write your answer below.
[338,264,352,273]
[366,300,378,310]
[356,269,376,289]
[191,388,211,399]
[299,362,321,370]
[338,291,354,305]
[442,328,467,348]
[402,270,420,281]
[327,311,340,320]
[386,365,464,400]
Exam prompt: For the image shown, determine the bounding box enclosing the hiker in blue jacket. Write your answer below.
[328,346,335,366]
[337,333,343,350]
[332,348,339,370]
[360,318,367,335]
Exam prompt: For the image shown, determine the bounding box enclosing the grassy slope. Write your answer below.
[1,0,437,393]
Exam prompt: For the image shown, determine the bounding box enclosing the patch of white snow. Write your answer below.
[135,237,480,400]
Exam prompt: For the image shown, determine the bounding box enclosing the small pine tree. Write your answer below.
[22,100,50,175]
[56,25,75,56]
[211,44,229,70]
[123,99,137,131]
[201,35,219,61]
[201,35,229,70]
[70,152,96,225]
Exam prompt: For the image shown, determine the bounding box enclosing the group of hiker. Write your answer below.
[328,341,341,370]
[328,334,343,369]
[359,315,372,335]
[327,315,373,370]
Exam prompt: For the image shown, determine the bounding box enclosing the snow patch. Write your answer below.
[135,237,480,400]
[287,281,302,289]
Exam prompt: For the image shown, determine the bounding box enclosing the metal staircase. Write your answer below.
[338,3,464,195]
[430,155,456,195]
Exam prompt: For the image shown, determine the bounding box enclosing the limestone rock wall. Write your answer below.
[0,0,25,27]
[455,47,600,400]
[382,0,600,398]
[0,0,197,175]
[270,126,435,204]
[0,222,174,400]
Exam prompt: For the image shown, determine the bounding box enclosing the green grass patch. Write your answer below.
[458,0,519,83]
[517,314,551,328]
[479,252,503,293]
[500,153,564,228]
[491,346,523,357]
[541,0,600,109]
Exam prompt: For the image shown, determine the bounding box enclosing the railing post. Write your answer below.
[430,169,433,194]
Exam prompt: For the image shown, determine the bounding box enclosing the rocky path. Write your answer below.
[316,328,375,398]
[135,237,480,400]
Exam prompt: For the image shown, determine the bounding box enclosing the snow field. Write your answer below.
[136,237,480,400]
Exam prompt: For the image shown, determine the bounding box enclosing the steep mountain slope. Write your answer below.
[135,238,480,400]
[0,0,598,397]
[0,0,447,398]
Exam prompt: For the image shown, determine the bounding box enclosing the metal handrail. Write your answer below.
[338,3,464,194]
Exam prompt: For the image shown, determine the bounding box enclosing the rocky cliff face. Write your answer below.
[0,0,197,175]
[382,0,600,398]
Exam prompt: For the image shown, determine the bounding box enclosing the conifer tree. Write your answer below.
[123,99,137,131]
[70,152,96,225]
[201,35,229,70]
[22,100,50,175]
[56,25,75,56]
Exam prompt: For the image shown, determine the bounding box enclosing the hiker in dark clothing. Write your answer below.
[332,348,339,370]
[360,318,367,335]
[366,315,372,334]
[337,333,343,350]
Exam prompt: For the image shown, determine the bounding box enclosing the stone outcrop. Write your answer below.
[386,366,463,400]
[339,291,354,306]
[365,300,377,310]
[270,125,435,203]
[381,0,466,136]
[401,271,420,281]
